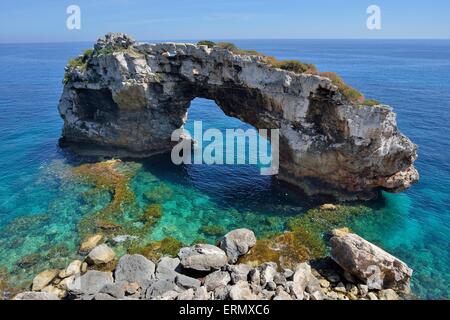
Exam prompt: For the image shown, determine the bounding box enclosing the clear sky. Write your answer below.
[1,0,449,43]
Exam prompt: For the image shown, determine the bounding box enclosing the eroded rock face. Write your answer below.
[59,32,419,199]
[330,233,413,292]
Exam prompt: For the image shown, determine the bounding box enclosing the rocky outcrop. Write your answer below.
[330,232,413,292]
[58,33,419,200]
[16,228,412,301]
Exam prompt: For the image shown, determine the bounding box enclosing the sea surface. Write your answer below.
[0,40,449,299]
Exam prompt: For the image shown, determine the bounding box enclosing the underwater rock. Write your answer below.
[79,234,103,254]
[330,232,413,292]
[219,228,257,263]
[86,244,116,265]
[178,244,228,271]
[59,32,419,200]
[32,269,59,291]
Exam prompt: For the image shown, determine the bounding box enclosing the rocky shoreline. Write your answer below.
[13,228,413,301]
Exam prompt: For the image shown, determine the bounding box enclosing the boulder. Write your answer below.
[115,254,155,288]
[226,264,251,284]
[13,291,59,300]
[219,229,257,263]
[145,279,180,299]
[86,244,116,265]
[204,271,231,291]
[41,285,67,299]
[330,233,413,292]
[67,270,114,296]
[32,269,59,291]
[291,263,322,300]
[259,262,277,286]
[79,234,103,254]
[229,281,257,300]
[178,244,228,271]
[379,289,400,300]
[155,256,181,280]
[175,274,201,290]
[59,260,82,278]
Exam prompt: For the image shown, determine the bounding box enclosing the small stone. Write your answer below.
[319,279,330,288]
[379,289,400,300]
[265,281,277,291]
[81,262,88,273]
[100,281,127,299]
[204,271,231,291]
[259,262,277,286]
[42,285,66,299]
[57,275,75,290]
[177,288,195,300]
[273,289,292,300]
[327,291,339,300]
[310,291,323,301]
[249,268,260,285]
[59,260,82,278]
[273,273,287,287]
[214,286,231,300]
[159,290,179,300]
[87,244,116,265]
[348,292,358,300]
[193,286,211,300]
[358,284,369,297]
[226,264,251,284]
[13,292,59,300]
[337,292,349,300]
[229,281,257,300]
[367,292,378,300]
[334,282,346,293]
[175,274,201,290]
[146,279,179,299]
[125,282,140,295]
[283,268,294,279]
[94,293,117,300]
[79,234,103,254]
[347,284,359,296]
[32,269,60,291]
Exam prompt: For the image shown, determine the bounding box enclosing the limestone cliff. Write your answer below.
[58,33,419,200]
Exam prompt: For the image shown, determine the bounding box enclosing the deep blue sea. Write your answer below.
[0,40,449,299]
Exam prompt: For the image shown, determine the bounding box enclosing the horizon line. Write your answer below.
[1,37,449,45]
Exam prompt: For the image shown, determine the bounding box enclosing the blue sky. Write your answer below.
[1,0,449,42]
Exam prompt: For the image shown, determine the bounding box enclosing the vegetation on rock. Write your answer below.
[200,224,226,237]
[128,237,184,262]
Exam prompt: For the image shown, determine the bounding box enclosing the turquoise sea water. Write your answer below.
[0,40,449,299]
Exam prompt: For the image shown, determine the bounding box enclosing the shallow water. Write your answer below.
[0,40,449,299]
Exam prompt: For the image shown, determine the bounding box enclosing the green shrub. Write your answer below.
[320,72,364,103]
[273,60,317,74]
[197,40,216,48]
[363,99,380,106]
[217,42,239,52]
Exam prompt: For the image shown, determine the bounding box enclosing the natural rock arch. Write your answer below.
[59,33,419,200]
